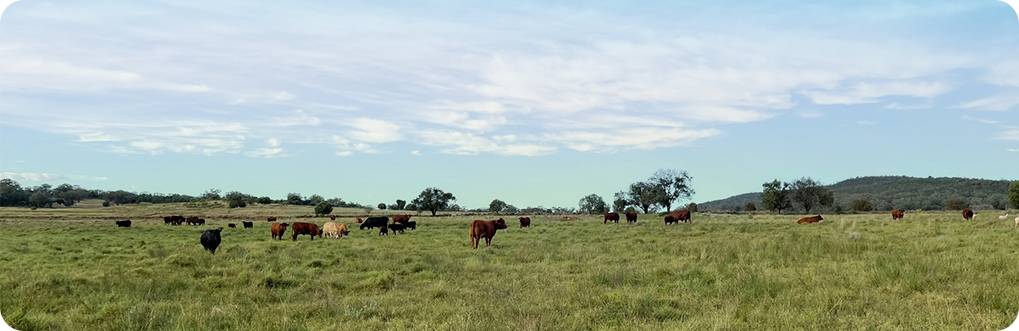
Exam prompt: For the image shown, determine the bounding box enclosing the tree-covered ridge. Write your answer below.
[700,176,1015,212]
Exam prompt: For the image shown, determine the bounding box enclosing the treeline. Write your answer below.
[0,179,204,208]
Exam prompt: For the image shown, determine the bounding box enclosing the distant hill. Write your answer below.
[699,176,1014,212]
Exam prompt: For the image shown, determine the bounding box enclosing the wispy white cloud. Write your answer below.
[958,95,1019,111]
[247,138,284,158]
[803,81,950,105]
[999,129,1019,141]
[417,130,556,156]
[0,171,108,182]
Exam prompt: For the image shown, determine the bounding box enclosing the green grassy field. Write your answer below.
[1,205,1018,330]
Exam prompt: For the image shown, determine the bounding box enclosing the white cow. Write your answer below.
[1000,213,1010,221]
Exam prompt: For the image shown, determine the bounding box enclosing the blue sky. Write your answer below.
[1,0,1017,208]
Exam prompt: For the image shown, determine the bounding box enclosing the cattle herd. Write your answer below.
[107,206,1014,254]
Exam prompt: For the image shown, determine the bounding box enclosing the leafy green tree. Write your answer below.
[686,202,698,212]
[314,202,333,216]
[377,203,387,210]
[1010,182,1019,209]
[943,197,968,211]
[744,202,757,212]
[411,187,456,216]
[851,198,874,212]
[489,199,508,213]
[791,177,834,213]
[612,191,628,212]
[578,194,608,214]
[0,179,28,206]
[649,169,695,212]
[395,199,407,210]
[761,180,792,213]
[628,181,662,214]
[308,194,325,206]
[28,191,54,208]
[505,205,519,214]
[256,196,273,204]
[202,188,222,200]
[286,193,304,205]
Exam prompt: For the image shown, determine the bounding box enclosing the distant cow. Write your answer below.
[164,215,185,225]
[797,215,824,224]
[290,222,322,240]
[378,225,389,236]
[200,228,222,254]
[242,221,253,229]
[604,212,620,224]
[389,223,406,234]
[196,218,206,226]
[322,222,348,239]
[115,219,131,227]
[267,216,277,223]
[891,209,905,220]
[625,211,637,224]
[227,223,236,228]
[392,214,411,224]
[186,216,200,225]
[962,208,975,221]
[469,218,508,249]
[329,215,336,221]
[270,223,289,240]
[519,217,531,228]
[163,216,173,225]
[359,216,390,230]
[404,221,417,230]
[664,210,691,225]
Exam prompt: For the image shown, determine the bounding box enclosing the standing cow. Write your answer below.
[519,216,531,228]
[242,221,253,229]
[359,216,390,230]
[115,220,132,227]
[200,228,222,254]
[962,208,975,221]
[270,223,289,240]
[392,215,411,224]
[891,209,905,220]
[322,222,349,239]
[290,222,322,240]
[664,210,691,225]
[604,212,620,224]
[625,211,638,224]
[469,218,508,249]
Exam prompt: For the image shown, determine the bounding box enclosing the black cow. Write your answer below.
[389,223,406,234]
[378,225,389,236]
[242,221,253,229]
[404,221,417,230]
[200,228,222,254]
[360,216,390,230]
[115,220,131,227]
[228,223,236,228]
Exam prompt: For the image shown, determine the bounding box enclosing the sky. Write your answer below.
[0,0,1017,209]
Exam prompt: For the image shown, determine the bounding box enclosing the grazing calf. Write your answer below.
[378,225,389,236]
[664,210,692,225]
[962,208,975,221]
[359,216,390,230]
[469,218,508,249]
[115,220,131,227]
[389,223,406,234]
[891,209,905,220]
[242,221,253,229]
[404,221,417,230]
[228,223,236,228]
[290,222,322,241]
[200,228,222,254]
[519,217,531,228]
[604,212,620,224]
[270,223,289,240]
[392,214,411,224]
[267,216,277,223]
[322,222,345,239]
[625,211,638,224]
[797,215,824,224]
[999,213,1010,221]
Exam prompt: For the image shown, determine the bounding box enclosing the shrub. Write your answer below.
[314,202,333,216]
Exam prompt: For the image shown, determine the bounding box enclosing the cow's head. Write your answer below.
[816,215,824,221]
[494,218,508,229]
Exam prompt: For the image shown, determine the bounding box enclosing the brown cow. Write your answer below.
[604,212,620,224]
[392,214,411,224]
[797,215,824,224]
[469,218,508,249]
[625,211,638,224]
[891,209,905,220]
[329,215,336,221]
[962,208,974,221]
[267,216,277,223]
[271,223,289,240]
[519,216,531,228]
[664,210,691,225]
[291,222,322,240]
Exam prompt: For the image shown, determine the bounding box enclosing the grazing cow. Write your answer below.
[392,214,411,224]
[228,223,236,228]
[163,216,173,225]
[469,218,508,249]
[337,223,349,237]
[664,210,692,225]
[115,219,131,227]
[356,217,364,224]
[625,211,638,224]
[962,208,975,221]
[267,216,277,223]
[604,212,620,224]
[186,216,200,225]
[196,218,206,225]
[242,221,253,229]
[891,209,905,220]
[999,213,1010,221]
[359,216,390,230]
[172,216,185,225]
[519,217,531,228]
[797,215,824,224]
[290,222,322,241]
[389,223,406,234]
[200,228,222,254]
[404,221,417,230]
[270,223,289,240]
[378,225,389,236]
[322,222,345,239]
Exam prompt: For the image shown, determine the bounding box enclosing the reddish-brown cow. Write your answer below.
[604,212,620,224]
[891,209,905,220]
[797,215,824,224]
[962,208,975,221]
[625,211,638,224]
[519,217,531,228]
[469,218,508,249]
[290,222,322,240]
[664,210,691,225]
[270,223,289,240]
[392,214,411,224]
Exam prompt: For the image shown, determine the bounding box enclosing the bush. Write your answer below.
[257,196,273,204]
[314,202,333,216]
[377,203,387,210]
[850,199,873,212]
[228,199,247,208]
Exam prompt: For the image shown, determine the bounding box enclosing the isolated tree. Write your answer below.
[628,181,662,214]
[790,177,834,213]
[489,199,508,213]
[395,199,407,210]
[377,203,387,210]
[578,194,608,214]
[286,193,304,205]
[224,191,247,208]
[314,202,333,216]
[761,180,792,213]
[744,202,757,212]
[1010,181,1019,209]
[308,194,325,206]
[411,187,456,216]
[649,169,695,212]
[612,191,628,212]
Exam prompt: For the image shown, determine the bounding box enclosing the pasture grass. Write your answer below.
[1,208,1018,330]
